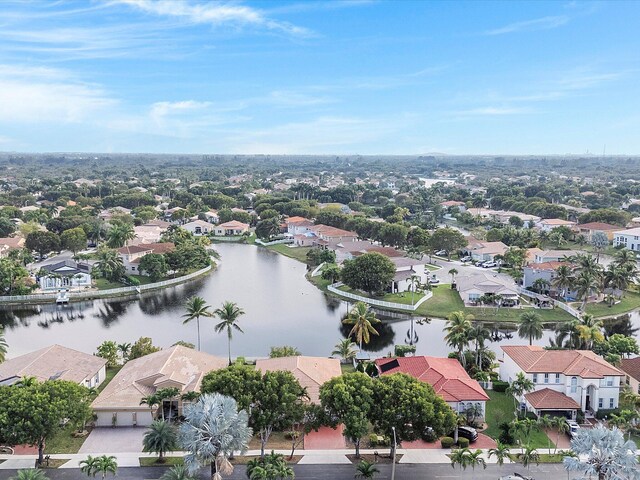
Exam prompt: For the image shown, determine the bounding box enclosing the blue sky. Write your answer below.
[0,0,638,154]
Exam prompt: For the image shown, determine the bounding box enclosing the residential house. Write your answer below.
[376,356,489,418]
[98,207,132,221]
[255,356,341,404]
[333,240,402,263]
[202,211,220,224]
[213,220,250,236]
[576,222,619,242]
[462,238,508,262]
[500,345,624,418]
[525,247,543,265]
[183,220,216,236]
[440,200,466,211]
[619,358,640,394]
[117,242,175,275]
[130,224,168,245]
[38,260,92,290]
[294,224,358,248]
[0,237,25,258]
[614,227,640,251]
[0,345,107,388]
[535,218,577,233]
[285,217,314,235]
[389,256,429,293]
[491,211,540,227]
[455,273,520,306]
[522,261,570,292]
[533,250,579,263]
[92,345,227,427]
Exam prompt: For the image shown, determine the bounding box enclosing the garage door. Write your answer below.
[95,411,153,427]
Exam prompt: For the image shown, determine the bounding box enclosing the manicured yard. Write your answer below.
[139,457,184,466]
[44,426,89,454]
[94,278,125,290]
[340,363,356,374]
[265,244,312,263]
[509,453,565,463]
[337,285,428,306]
[483,391,553,450]
[414,286,464,318]
[584,291,640,317]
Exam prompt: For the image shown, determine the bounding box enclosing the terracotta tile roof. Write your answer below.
[255,356,341,404]
[525,388,580,410]
[577,222,619,231]
[375,356,489,402]
[308,224,358,238]
[502,345,623,378]
[441,200,465,207]
[539,218,575,226]
[526,261,569,272]
[92,345,226,410]
[217,220,249,229]
[117,242,175,255]
[0,237,25,249]
[0,345,107,385]
[620,358,640,382]
[285,216,310,224]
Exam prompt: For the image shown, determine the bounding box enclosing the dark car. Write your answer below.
[457,426,478,442]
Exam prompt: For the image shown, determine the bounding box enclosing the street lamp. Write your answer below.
[390,426,396,480]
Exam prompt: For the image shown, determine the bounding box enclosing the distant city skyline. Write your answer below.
[0,0,638,155]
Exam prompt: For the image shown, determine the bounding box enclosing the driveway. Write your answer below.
[79,428,146,454]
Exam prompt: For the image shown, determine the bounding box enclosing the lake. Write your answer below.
[1,243,566,359]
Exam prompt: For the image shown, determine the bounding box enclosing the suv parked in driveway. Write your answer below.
[565,419,580,437]
[456,425,478,442]
[482,261,497,268]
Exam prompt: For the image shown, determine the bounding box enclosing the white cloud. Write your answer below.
[454,106,534,116]
[150,100,213,120]
[0,64,115,123]
[485,15,570,35]
[116,0,313,37]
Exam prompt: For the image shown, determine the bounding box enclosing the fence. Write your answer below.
[516,286,581,318]
[327,282,432,312]
[0,265,212,305]
[254,238,294,246]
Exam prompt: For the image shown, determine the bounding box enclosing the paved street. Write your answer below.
[0,463,581,480]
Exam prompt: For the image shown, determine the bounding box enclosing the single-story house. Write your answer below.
[183,220,215,236]
[38,260,92,290]
[619,358,640,394]
[389,256,429,293]
[214,220,250,236]
[576,222,619,242]
[0,344,107,388]
[500,345,624,418]
[462,238,508,263]
[535,218,577,233]
[456,273,520,306]
[0,236,25,258]
[255,356,341,404]
[92,345,227,427]
[130,224,167,245]
[117,242,175,275]
[376,356,489,418]
[440,200,466,211]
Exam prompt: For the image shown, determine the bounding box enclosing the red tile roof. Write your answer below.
[375,356,489,402]
[309,224,358,238]
[502,345,623,378]
[620,358,640,382]
[524,388,580,410]
[526,261,569,271]
[577,222,619,231]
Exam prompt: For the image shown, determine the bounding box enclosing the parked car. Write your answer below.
[565,419,580,438]
[460,256,472,262]
[456,425,478,442]
[435,250,448,256]
[482,261,497,268]
[428,275,440,284]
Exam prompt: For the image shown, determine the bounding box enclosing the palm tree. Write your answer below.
[575,270,600,310]
[488,442,510,466]
[466,449,487,478]
[469,323,491,369]
[553,265,575,299]
[160,465,196,480]
[0,327,7,363]
[517,311,543,345]
[15,376,38,387]
[143,420,178,463]
[354,460,379,479]
[156,387,181,421]
[342,301,380,350]
[181,391,200,404]
[537,415,554,451]
[449,447,470,472]
[247,452,295,480]
[552,416,569,454]
[444,311,473,367]
[614,248,637,269]
[140,394,161,419]
[576,314,604,349]
[506,372,534,418]
[517,445,540,471]
[448,268,458,284]
[106,223,135,248]
[183,296,212,351]
[331,338,358,364]
[94,248,125,282]
[9,470,48,480]
[79,455,118,480]
[213,301,245,365]
[117,342,131,362]
[179,393,252,479]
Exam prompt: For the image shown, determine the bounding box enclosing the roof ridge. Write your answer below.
[19,345,56,376]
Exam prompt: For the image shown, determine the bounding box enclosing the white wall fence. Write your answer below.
[0,265,212,304]
[327,282,432,312]
[254,238,294,246]
[516,286,581,318]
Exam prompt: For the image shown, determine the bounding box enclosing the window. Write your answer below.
[599,398,603,408]
[544,373,549,384]
[606,376,614,387]
[571,377,577,393]
[533,374,538,383]
[555,373,560,384]
[94,373,99,385]
[610,398,615,409]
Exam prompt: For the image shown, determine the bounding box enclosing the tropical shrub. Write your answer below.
[457,437,470,448]
[441,437,455,448]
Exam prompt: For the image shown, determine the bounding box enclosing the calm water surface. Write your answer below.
[0,244,588,359]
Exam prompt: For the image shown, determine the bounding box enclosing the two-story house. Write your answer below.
[500,345,624,419]
[614,227,640,251]
[117,243,175,275]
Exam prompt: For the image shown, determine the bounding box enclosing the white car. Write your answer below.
[482,261,497,268]
[460,256,472,262]
[566,419,580,437]
[435,250,448,256]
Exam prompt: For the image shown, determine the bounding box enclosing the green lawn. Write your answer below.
[584,291,640,318]
[483,391,553,450]
[337,285,428,306]
[94,278,125,290]
[139,457,184,466]
[509,453,565,464]
[340,363,356,374]
[414,286,465,318]
[44,426,88,454]
[265,244,312,263]
[425,263,440,271]
[98,366,122,393]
